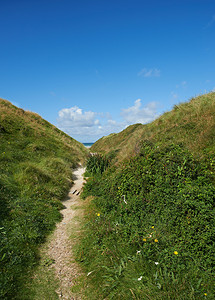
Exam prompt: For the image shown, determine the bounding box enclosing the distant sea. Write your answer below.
[83,142,94,148]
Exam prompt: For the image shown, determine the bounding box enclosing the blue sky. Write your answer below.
[0,0,215,142]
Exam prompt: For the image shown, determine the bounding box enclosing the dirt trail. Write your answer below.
[48,166,85,299]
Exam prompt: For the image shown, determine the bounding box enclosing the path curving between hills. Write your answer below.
[48,166,85,299]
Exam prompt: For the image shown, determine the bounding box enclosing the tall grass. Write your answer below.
[86,154,110,175]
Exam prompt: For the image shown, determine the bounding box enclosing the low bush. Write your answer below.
[86,154,110,175]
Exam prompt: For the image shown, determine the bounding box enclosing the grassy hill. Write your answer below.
[0,98,88,299]
[91,92,215,164]
[78,93,215,299]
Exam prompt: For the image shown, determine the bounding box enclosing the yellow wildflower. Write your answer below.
[204,293,207,296]
[143,238,147,242]
[154,239,158,243]
[96,213,100,217]
[151,226,154,229]
[174,251,178,255]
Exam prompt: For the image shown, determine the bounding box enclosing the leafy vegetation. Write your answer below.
[0,98,88,299]
[77,93,215,299]
[86,154,110,175]
[79,142,214,299]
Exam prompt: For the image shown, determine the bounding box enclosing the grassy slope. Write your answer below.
[78,93,215,299]
[0,98,88,299]
[91,92,215,163]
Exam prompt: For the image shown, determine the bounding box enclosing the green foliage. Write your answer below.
[0,98,88,299]
[86,154,110,175]
[78,142,215,299]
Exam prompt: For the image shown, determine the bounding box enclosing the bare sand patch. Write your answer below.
[48,166,85,299]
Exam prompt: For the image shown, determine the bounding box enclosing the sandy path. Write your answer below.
[48,166,85,299]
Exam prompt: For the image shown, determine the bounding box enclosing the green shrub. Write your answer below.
[86,154,110,175]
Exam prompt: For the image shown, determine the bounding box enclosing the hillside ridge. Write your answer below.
[0,97,88,298]
[91,92,215,164]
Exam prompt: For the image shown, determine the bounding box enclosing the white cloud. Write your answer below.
[57,105,124,141]
[58,106,100,129]
[108,119,117,125]
[121,99,158,124]
[57,100,159,142]
[138,68,161,78]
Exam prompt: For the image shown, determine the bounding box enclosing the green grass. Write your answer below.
[76,93,215,299]
[15,249,59,300]
[0,98,88,299]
